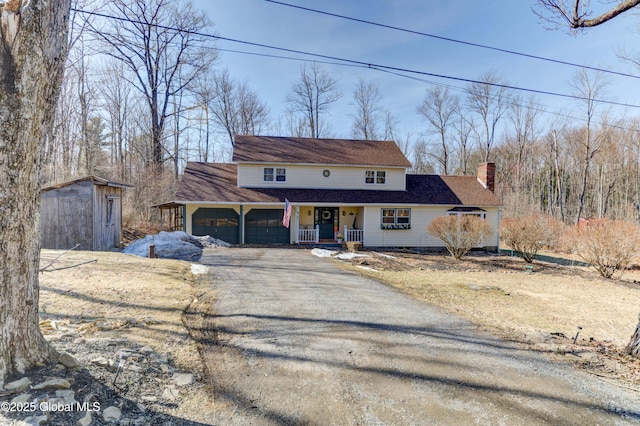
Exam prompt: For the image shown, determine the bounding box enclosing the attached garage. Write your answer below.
[192,208,239,244]
[245,209,289,244]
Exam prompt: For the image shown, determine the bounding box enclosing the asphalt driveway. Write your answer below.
[198,247,640,425]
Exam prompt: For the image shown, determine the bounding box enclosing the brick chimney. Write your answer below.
[477,162,495,192]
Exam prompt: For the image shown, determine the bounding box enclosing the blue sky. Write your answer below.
[193,0,640,140]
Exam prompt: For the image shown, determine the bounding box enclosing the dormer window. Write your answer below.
[264,168,274,181]
[365,170,386,185]
[264,167,286,182]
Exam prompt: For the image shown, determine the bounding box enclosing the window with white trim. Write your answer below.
[264,167,274,181]
[264,167,286,182]
[380,208,411,229]
[448,212,486,219]
[365,170,386,185]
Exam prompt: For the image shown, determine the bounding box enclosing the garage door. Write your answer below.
[192,208,239,244]
[245,209,290,244]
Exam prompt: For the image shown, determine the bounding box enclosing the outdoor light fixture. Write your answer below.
[307,209,311,216]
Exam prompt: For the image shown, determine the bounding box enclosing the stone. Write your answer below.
[5,377,32,392]
[59,351,81,368]
[162,387,180,400]
[11,393,32,404]
[32,378,71,390]
[160,364,173,374]
[56,389,77,405]
[172,373,194,387]
[76,411,92,426]
[90,356,110,368]
[103,406,122,422]
[141,395,158,403]
[23,416,48,425]
[139,345,154,355]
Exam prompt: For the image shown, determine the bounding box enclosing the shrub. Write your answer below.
[564,219,640,279]
[500,215,561,263]
[428,215,493,260]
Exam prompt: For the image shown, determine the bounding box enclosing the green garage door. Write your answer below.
[192,208,239,244]
[245,209,290,244]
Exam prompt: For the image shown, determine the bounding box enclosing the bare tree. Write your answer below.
[0,0,71,384]
[351,77,383,140]
[571,69,609,223]
[286,62,341,138]
[417,86,459,174]
[534,0,640,30]
[465,71,510,162]
[210,68,270,148]
[88,0,216,166]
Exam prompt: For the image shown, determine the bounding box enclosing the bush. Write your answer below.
[501,215,561,263]
[428,215,493,260]
[564,219,640,279]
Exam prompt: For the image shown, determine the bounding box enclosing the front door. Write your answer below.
[316,207,338,240]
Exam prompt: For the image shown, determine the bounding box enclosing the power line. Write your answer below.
[265,0,640,81]
[72,7,640,110]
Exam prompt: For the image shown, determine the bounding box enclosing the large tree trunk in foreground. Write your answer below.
[0,0,70,384]
[626,315,640,357]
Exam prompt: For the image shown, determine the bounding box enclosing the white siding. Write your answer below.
[237,164,406,191]
[363,206,500,248]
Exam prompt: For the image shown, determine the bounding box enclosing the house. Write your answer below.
[173,135,502,250]
[40,176,133,251]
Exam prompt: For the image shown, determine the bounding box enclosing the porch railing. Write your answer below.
[297,225,319,243]
[344,225,364,243]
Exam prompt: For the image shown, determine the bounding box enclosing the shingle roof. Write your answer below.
[42,175,133,191]
[232,135,412,168]
[175,163,501,207]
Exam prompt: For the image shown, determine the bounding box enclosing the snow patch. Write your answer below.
[124,231,231,261]
[311,248,338,258]
[190,264,209,275]
[335,252,370,260]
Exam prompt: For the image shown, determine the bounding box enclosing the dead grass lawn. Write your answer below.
[38,249,215,418]
[338,250,640,384]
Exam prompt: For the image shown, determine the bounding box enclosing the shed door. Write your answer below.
[192,208,239,244]
[105,196,121,249]
[245,209,289,244]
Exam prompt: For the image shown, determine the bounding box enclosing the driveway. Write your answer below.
[198,247,640,425]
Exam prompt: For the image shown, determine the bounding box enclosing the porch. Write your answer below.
[294,205,364,245]
[296,224,364,245]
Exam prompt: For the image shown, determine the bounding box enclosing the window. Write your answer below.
[264,167,286,182]
[380,208,411,229]
[448,212,486,219]
[366,170,386,185]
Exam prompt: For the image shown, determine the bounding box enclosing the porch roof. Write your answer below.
[176,163,501,207]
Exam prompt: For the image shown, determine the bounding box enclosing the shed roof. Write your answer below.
[232,135,412,168]
[175,162,501,207]
[42,175,134,192]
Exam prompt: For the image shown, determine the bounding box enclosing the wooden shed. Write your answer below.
[40,176,133,251]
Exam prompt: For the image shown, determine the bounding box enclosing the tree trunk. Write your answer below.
[626,314,640,357]
[0,0,71,384]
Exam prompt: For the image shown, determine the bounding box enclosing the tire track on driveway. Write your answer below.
[198,247,640,425]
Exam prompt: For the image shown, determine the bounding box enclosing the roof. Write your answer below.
[175,162,502,207]
[42,175,134,192]
[232,135,412,168]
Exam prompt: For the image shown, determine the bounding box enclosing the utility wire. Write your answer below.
[72,8,640,109]
[265,0,640,81]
